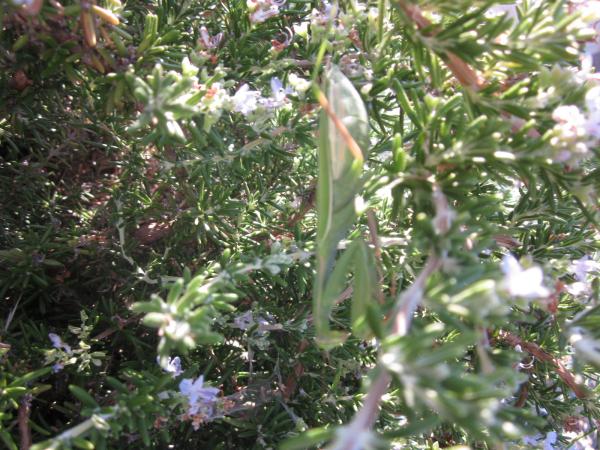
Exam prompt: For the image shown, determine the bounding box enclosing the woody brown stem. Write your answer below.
[498,330,588,399]
[18,396,32,450]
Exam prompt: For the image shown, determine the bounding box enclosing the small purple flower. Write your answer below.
[48,333,72,354]
[179,375,220,415]
[568,255,600,281]
[522,431,557,450]
[52,362,64,373]
[160,356,183,377]
[501,254,550,299]
[233,310,254,330]
[198,26,223,50]
[260,77,294,109]
[270,77,293,103]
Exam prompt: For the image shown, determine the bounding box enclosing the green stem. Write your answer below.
[377,0,385,43]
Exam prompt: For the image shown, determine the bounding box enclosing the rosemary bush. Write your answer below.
[1,0,599,449]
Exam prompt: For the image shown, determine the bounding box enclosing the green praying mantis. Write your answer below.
[313,66,381,349]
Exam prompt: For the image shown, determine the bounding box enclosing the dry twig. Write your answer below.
[18,395,32,450]
[498,330,588,399]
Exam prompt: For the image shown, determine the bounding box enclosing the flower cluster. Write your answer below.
[179,375,220,429]
[148,55,310,132]
[550,86,600,164]
[230,76,297,129]
[155,358,242,431]
[45,312,105,374]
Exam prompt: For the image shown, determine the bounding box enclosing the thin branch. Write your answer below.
[92,316,137,341]
[34,411,117,450]
[390,256,442,336]
[18,395,32,450]
[498,330,588,399]
[514,381,529,408]
[332,255,441,450]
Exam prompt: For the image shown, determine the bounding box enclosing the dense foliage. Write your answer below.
[1,0,599,449]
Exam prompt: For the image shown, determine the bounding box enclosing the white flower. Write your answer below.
[288,73,311,94]
[568,255,600,281]
[550,105,590,163]
[552,105,587,131]
[250,7,279,24]
[232,84,261,116]
[248,0,284,24]
[179,375,220,415]
[199,83,230,114]
[161,356,183,377]
[565,281,590,297]
[48,333,72,354]
[501,254,550,298]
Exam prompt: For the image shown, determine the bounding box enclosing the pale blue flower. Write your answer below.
[179,375,219,415]
[501,254,550,298]
[260,77,293,109]
[544,431,557,450]
[569,255,600,281]
[48,333,72,355]
[270,77,293,102]
[233,310,254,330]
[522,431,557,450]
[161,356,183,377]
